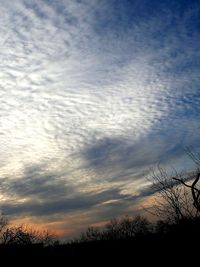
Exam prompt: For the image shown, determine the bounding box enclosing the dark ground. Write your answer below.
[1,220,199,265]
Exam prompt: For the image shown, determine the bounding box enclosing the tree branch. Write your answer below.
[173,173,200,212]
[172,177,192,189]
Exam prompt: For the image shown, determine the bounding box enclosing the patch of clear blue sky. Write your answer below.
[89,0,200,77]
[93,0,200,34]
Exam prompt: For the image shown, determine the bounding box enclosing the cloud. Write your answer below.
[1,189,119,217]
[0,0,200,236]
[0,164,123,217]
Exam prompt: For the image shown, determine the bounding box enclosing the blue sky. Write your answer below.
[0,0,200,237]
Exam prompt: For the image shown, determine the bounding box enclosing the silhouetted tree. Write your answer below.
[0,215,8,245]
[173,172,200,213]
[76,215,152,242]
[150,167,196,222]
[105,215,151,239]
[150,149,200,222]
[79,226,102,242]
[0,216,55,246]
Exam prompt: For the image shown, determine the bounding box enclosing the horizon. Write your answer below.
[0,0,200,238]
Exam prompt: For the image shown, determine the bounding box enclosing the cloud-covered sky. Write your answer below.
[0,0,200,238]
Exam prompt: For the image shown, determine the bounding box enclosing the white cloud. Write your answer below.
[0,0,199,234]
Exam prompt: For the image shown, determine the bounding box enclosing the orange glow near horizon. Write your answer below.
[6,194,158,240]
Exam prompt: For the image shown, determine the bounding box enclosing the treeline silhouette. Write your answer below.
[1,215,199,264]
[0,163,199,264]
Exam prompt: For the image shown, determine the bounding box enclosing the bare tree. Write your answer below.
[0,216,55,246]
[149,167,197,222]
[173,172,200,213]
[76,215,152,242]
[105,215,151,240]
[79,226,102,242]
[0,215,8,245]
[0,215,7,234]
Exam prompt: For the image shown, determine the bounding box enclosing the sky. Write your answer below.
[0,0,200,238]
